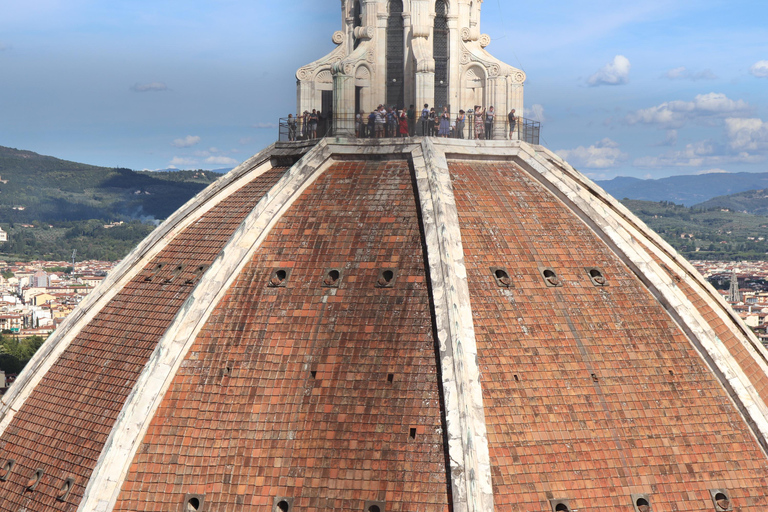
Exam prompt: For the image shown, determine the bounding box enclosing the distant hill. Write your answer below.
[0,146,219,224]
[621,199,768,260]
[695,189,768,215]
[0,146,220,261]
[596,172,768,206]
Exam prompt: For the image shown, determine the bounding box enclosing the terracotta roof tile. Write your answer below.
[449,160,768,510]
[113,160,450,512]
[0,168,286,509]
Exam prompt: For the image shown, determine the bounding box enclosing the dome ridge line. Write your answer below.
[412,138,493,512]
[77,140,337,512]
[518,143,768,456]
[0,143,281,440]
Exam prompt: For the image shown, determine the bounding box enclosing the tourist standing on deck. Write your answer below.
[399,110,409,137]
[439,107,451,137]
[309,109,319,139]
[420,104,430,136]
[485,106,495,140]
[287,114,297,141]
[474,106,485,139]
[508,109,517,140]
[456,110,466,139]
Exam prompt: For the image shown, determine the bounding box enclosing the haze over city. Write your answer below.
[0,0,766,179]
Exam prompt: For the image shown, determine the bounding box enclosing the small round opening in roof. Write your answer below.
[589,268,606,285]
[277,500,290,512]
[377,269,396,287]
[270,269,289,287]
[368,505,381,512]
[555,504,570,512]
[543,269,561,287]
[494,268,512,286]
[715,493,730,510]
[324,269,341,286]
[636,497,651,512]
[187,497,200,511]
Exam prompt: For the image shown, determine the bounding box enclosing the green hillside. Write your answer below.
[695,189,768,216]
[0,146,218,223]
[622,199,768,260]
[0,146,219,261]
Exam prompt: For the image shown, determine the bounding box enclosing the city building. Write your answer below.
[1,3,768,512]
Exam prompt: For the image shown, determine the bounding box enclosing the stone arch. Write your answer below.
[355,64,373,114]
[462,65,486,109]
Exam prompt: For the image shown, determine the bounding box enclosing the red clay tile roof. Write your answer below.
[2,143,768,512]
[0,168,286,510]
[113,160,450,512]
[448,160,768,510]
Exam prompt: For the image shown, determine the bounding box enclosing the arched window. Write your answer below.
[353,0,362,49]
[386,0,405,108]
[434,0,449,109]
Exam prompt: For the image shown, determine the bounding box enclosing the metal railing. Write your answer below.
[279,113,540,145]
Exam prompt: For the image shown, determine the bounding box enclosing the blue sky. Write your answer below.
[0,0,766,179]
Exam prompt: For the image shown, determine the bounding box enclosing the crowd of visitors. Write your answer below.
[286,109,332,141]
[286,104,518,141]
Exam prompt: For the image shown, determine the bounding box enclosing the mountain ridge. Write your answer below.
[596,171,768,206]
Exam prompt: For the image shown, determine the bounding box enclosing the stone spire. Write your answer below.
[728,270,742,303]
[296,0,525,137]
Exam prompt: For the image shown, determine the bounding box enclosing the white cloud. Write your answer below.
[627,93,751,128]
[525,104,546,123]
[633,139,764,168]
[663,66,717,81]
[588,55,631,86]
[697,168,730,175]
[130,82,168,93]
[633,141,716,168]
[725,118,768,152]
[169,157,198,168]
[556,138,628,168]
[171,135,201,148]
[656,129,678,146]
[750,61,768,78]
[205,156,238,166]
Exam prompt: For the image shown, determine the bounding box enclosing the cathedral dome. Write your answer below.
[2,1,768,511]
[1,138,768,512]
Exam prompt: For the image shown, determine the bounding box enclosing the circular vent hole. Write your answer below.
[589,268,606,285]
[494,269,511,286]
[555,504,570,512]
[27,469,42,489]
[715,493,730,510]
[378,270,395,286]
[636,498,650,512]
[324,269,341,285]
[368,506,381,512]
[187,497,200,511]
[543,269,561,286]
[271,270,288,286]
[277,500,290,512]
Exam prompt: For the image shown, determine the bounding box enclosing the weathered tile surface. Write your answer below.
[113,160,450,512]
[449,160,768,511]
[0,168,286,511]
